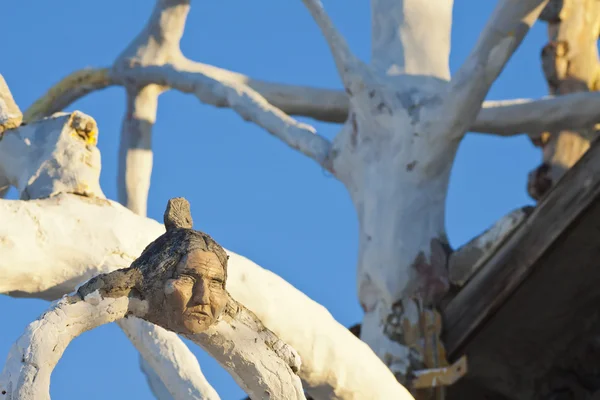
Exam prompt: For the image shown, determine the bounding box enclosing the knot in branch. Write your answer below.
[164,197,193,230]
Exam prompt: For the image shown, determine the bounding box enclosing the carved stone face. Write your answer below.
[163,249,228,333]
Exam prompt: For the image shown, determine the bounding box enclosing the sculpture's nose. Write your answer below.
[190,280,210,306]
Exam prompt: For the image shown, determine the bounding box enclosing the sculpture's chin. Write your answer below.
[182,312,213,333]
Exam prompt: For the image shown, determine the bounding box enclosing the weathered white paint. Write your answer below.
[472,94,600,135]
[0,112,104,200]
[371,0,453,80]
[299,0,551,382]
[118,86,160,216]
[141,356,178,400]
[114,64,332,169]
[1,0,571,396]
[119,318,221,400]
[189,301,305,400]
[0,293,141,400]
[0,195,413,399]
[0,288,304,400]
[448,0,549,134]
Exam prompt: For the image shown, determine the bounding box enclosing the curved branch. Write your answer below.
[114,65,333,169]
[177,59,349,123]
[449,0,549,132]
[0,293,142,400]
[118,318,221,400]
[23,68,114,123]
[140,356,177,400]
[300,0,367,92]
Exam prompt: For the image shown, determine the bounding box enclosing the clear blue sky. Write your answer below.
[1,1,547,399]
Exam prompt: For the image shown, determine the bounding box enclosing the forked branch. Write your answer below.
[449,0,549,130]
[301,0,367,93]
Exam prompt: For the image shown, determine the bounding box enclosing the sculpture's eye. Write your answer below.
[178,274,196,285]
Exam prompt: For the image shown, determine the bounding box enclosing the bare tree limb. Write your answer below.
[176,59,349,123]
[471,93,600,136]
[300,0,367,93]
[449,0,549,133]
[370,0,453,79]
[23,68,114,124]
[140,355,177,400]
[119,318,221,400]
[0,74,22,134]
[118,86,161,216]
[0,293,142,400]
[115,65,333,169]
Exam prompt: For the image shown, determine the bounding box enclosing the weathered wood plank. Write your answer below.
[443,136,600,398]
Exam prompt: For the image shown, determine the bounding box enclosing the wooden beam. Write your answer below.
[443,135,600,398]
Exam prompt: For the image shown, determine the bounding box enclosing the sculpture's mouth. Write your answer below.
[188,309,210,318]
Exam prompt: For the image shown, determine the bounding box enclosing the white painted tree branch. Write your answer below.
[0,111,104,200]
[27,64,349,124]
[0,194,219,400]
[118,318,220,400]
[187,298,305,400]
[116,65,333,169]
[118,86,160,216]
[370,0,452,80]
[141,355,176,400]
[472,94,600,135]
[449,0,549,134]
[72,209,306,400]
[0,195,413,399]
[176,58,349,123]
[0,293,145,400]
[1,284,302,400]
[0,75,22,134]
[300,0,367,92]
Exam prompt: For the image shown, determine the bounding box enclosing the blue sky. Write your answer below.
[1,1,547,399]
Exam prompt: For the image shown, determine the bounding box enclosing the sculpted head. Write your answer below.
[163,249,228,333]
[122,197,232,334]
[76,198,230,335]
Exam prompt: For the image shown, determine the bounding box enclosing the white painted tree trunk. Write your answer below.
[332,88,459,381]
[302,0,549,390]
